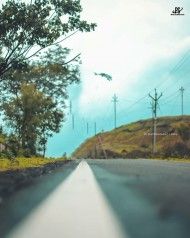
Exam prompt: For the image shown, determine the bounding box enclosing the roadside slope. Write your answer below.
[73,116,190,159]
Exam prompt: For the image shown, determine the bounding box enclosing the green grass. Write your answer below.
[0,157,67,171]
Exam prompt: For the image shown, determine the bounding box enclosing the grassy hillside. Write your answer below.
[73,116,190,159]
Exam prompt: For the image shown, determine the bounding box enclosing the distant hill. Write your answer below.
[73,116,190,159]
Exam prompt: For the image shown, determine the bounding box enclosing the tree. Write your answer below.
[0,45,81,106]
[3,84,64,156]
[0,0,96,78]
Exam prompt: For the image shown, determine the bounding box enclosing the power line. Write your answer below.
[117,94,147,118]
[162,90,179,102]
[160,92,180,106]
[169,93,180,115]
[156,50,190,92]
[71,49,190,142]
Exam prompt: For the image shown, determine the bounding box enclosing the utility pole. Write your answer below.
[94,122,97,136]
[69,100,75,130]
[94,144,97,159]
[148,99,154,119]
[69,100,72,114]
[148,89,162,154]
[112,94,118,129]
[97,134,108,160]
[87,122,89,134]
[72,114,75,130]
[149,99,154,149]
[179,86,184,116]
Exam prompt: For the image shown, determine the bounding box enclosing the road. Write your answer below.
[1,159,190,238]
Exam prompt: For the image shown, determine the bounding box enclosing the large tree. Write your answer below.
[0,0,96,78]
[3,83,64,156]
[0,0,96,157]
[1,45,81,106]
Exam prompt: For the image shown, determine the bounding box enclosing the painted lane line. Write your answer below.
[7,161,127,238]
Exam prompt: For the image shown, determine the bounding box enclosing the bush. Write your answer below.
[104,149,121,158]
[140,143,149,148]
[177,123,190,142]
[164,142,190,157]
[125,150,150,158]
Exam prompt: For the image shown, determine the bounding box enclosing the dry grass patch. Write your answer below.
[0,157,66,171]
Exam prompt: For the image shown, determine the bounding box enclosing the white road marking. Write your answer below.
[7,161,127,238]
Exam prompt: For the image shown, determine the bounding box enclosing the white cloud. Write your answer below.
[2,0,189,117]
[64,0,190,117]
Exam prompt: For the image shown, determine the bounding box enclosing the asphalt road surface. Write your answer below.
[1,159,190,238]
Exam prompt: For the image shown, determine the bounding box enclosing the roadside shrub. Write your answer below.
[104,149,121,158]
[164,142,190,157]
[125,150,150,158]
[140,143,149,148]
[157,122,170,128]
[177,123,190,142]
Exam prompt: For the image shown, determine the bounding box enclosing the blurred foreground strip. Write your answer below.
[7,160,127,238]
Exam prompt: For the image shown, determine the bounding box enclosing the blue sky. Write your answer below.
[1,0,190,157]
[37,0,190,156]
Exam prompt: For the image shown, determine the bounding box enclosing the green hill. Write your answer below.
[73,116,190,159]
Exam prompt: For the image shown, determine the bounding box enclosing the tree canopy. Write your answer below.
[3,83,64,156]
[1,45,81,106]
[0,0,96,77]
[0,0,97,157]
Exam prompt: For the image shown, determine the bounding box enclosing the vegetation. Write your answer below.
[3,84,64,157]
[0,156,67,171]
[73,116,190,159]
[0,0,96,77]
[1,46,81,107]
[0,0,96,158]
